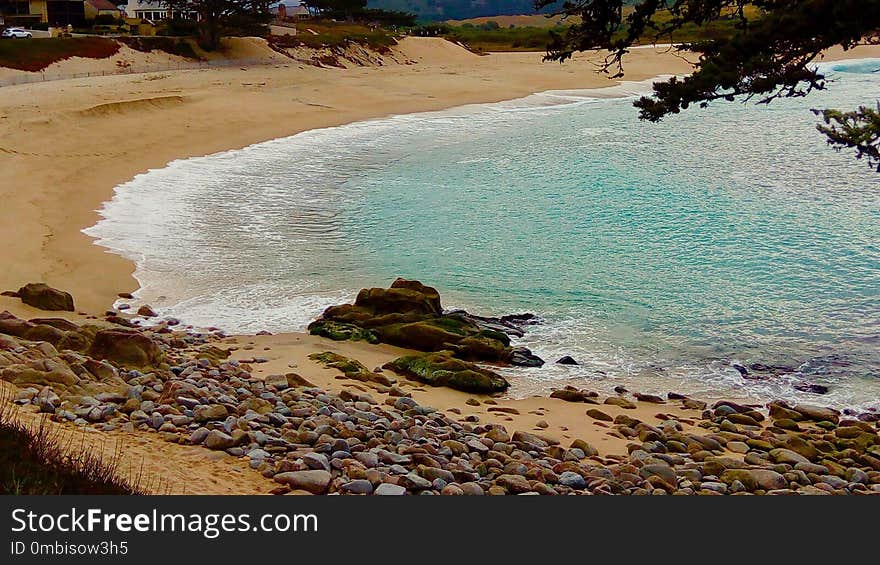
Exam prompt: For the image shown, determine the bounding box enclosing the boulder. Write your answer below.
[195,345,230,364]
[793,404,840,423]
[136,305,157,318]
[88,330,164,368]
[12,283,74,312]
[307,278,539,365]
[273,470,332,494]
[204,430,235,450]
[0,311,35,338]
[28,318,80,332]
[549,386,597,403]
[383,351,509,393]
[356,278,442,316]
[194,404,229,422]
[509,347,545,367]
[1,359,79,389]
[720,469,786,491]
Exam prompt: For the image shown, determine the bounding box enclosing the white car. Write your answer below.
[1,27,33,39]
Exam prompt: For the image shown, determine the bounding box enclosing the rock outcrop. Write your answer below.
[308,278,543,367]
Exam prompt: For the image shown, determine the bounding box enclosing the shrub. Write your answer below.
[117,36,202,60]
[0,398,147,495]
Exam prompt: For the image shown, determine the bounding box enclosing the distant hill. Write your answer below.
[366,0,561,22]
[367,1,644,22]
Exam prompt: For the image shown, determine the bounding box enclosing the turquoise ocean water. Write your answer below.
[86,59,880,409]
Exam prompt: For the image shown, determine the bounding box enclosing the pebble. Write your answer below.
[374,483,407,496]
[4,308,875,499]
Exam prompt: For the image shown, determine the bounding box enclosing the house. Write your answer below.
[274,2,308,21]
[123,0,195,21]
[84,0,122,19]
[0,0,87,26]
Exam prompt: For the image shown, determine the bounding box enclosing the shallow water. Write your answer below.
[86,60,880,410]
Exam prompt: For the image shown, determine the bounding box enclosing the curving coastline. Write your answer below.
[1,39,879,494]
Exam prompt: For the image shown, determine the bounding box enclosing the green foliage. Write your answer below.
[162,17,201,37]
[410,22,452,36]
[161,0,271,50]
[444,24,559,51]
[308,320,380,343]
[118,36,203,59]
[304,1,417,26]
[366,0,563,21]
[93,14,119,25]
[0,37,120,72]
[815,104,880,171]
[537,0,880,170]
[304,0,367,19]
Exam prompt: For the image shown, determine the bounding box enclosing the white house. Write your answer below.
[124,0,196,21]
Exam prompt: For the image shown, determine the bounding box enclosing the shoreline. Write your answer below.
[75,46,880,413]
[0,37,692,317]
[0,40,874,317]
[83,73,674,327]
[1,40,879,494]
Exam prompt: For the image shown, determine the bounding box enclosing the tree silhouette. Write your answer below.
[536,1,880,170]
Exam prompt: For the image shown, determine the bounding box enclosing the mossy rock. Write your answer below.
[383,350,509,394]
[57,330,93,352]
[309,351,380,384]
[427,314,472,336]
[454,335,508,362]
[308,279,514,364]
[361,312,428,328]
[307,320,378,344]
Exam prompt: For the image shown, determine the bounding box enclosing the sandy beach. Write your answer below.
[1,38,879,494]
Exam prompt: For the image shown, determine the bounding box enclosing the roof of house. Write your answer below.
[87,0,122,11]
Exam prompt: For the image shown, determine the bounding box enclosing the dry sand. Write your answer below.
[1,38,878,493]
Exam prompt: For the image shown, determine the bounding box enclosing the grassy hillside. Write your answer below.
[369,0,560,21]
[438,5,763,52]
[446,14,577,28]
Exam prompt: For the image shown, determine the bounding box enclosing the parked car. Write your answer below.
[1,27,33,39]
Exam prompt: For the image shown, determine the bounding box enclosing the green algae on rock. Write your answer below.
[309,351,395,387]
[307,320,379,344]
[383,350,510,394]
[307,278,542,366]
